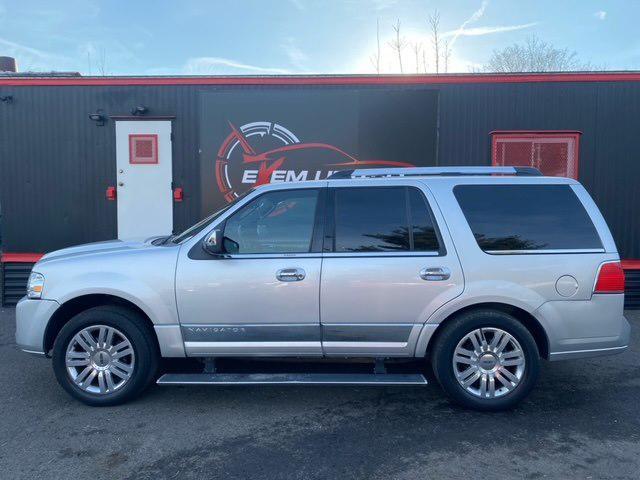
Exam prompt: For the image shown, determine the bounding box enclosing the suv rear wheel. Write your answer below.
[52,306,159,406]
[431,309,540,411]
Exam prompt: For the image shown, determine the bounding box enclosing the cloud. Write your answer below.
[445,22,538,37]
[594,11,607,20]
[0,36,72,71]
[0,36,57,59]
[282,37,307,69]
[449,0,489,48]
[184,57,290,75]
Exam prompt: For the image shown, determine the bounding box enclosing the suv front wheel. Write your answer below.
[52,306,159,406]
[431,309,540,411]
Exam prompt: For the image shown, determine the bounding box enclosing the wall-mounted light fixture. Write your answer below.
[0,95,13,104]
[131,105,148,116]
[88,109,106,126]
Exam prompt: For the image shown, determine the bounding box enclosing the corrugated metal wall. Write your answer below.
[0,85,201,252]
[1,80,639,259]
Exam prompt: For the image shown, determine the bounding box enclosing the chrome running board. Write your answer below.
[157,372,427,386]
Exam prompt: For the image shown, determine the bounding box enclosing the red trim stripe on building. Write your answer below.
[1,253,44,263]
[2,72,640,87]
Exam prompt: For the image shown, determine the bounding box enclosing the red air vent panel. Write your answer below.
[129,134,158,164]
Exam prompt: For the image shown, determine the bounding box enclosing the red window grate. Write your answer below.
[491,131,580,179]
[129,134,158,164]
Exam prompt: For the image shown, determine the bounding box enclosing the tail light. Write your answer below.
[594,261,625,294]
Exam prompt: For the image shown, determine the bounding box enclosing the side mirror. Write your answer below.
[203,228,224,255]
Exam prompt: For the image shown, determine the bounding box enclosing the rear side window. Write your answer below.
[454,184,602,252]
[332,187,441,253]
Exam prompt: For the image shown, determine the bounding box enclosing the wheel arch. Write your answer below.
[43,294,159,355]
[418,302,550,360]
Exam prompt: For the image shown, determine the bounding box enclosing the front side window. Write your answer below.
[454,184,602,252]
[332,187,441,253]
[223,189,319,254]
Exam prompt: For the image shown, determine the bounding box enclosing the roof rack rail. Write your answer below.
[328,166,543,179]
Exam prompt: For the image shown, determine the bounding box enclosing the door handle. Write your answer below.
[420,267,451,281]
[276,268,306,282]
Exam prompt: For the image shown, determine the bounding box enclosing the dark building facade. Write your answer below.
[1,72,639,306]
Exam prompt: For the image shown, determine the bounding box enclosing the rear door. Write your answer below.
[320,181,464,356]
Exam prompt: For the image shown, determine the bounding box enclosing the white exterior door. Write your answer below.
[115,121,173,239]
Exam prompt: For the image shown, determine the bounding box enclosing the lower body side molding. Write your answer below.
[156,372,428,386]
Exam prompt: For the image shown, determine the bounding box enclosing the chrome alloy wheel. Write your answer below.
[65,325,135,395]
[452,328,525,399]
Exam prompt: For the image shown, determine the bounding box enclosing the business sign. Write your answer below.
[200,88,438,209]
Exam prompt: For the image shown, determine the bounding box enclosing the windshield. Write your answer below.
[169,189,255,244]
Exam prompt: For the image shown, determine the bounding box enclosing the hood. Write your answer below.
[38,236,164,264]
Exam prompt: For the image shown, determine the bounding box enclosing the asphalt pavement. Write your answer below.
[1,307,639,480]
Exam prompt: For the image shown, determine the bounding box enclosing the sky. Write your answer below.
[0,0,638,76]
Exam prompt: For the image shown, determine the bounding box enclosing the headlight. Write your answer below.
[27,272,45,299]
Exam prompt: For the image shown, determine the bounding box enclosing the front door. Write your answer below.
[175,186,325,356]
[115,120,173,239]
[320,182,464,356]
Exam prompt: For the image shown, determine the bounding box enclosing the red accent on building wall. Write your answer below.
[129,134,158,164]
[106,186,117,200]
[173,187,183,202]
[622,260,640,270]
[2,72,640,87]
[491,131,581,179]
[1,253,44,263]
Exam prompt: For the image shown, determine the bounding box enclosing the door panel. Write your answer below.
[115,121,173,239]
[320,255,463,356]
[175,186,325,357]
[319,183,463,356]
[176,256,322,356]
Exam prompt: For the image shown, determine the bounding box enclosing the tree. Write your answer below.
[428,10,441,73]
[442,39,451,73]
[370,18,381,74]
[481,36,590,72]
[412,42,423,74]
[388,19,406,73]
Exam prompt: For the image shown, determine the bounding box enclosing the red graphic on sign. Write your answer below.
[215,121,414,202]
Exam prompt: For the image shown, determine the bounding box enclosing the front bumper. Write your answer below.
[15,296,60,355]
[534,294,630,361]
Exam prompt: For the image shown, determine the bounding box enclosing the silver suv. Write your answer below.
[16,167,630,410]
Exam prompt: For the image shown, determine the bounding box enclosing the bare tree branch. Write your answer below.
[428,10,441,74]
[412,42,423,74]
[443,39,451,73]
[482,35,593,72]
[97,47,107,76]
[388,19,406,73]
[370,18,381,74]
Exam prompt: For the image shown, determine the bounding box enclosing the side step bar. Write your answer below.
[157,373,428,386]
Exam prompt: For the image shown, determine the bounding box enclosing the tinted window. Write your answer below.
[409,188,440,251]
[333,187,440,253]
[454,185,602,252]
[224,189,318,254]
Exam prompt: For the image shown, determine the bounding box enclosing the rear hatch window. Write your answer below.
[453,184,603,253]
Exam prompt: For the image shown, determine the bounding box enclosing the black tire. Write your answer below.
[431,309,540,412]
[52,305,159,406]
